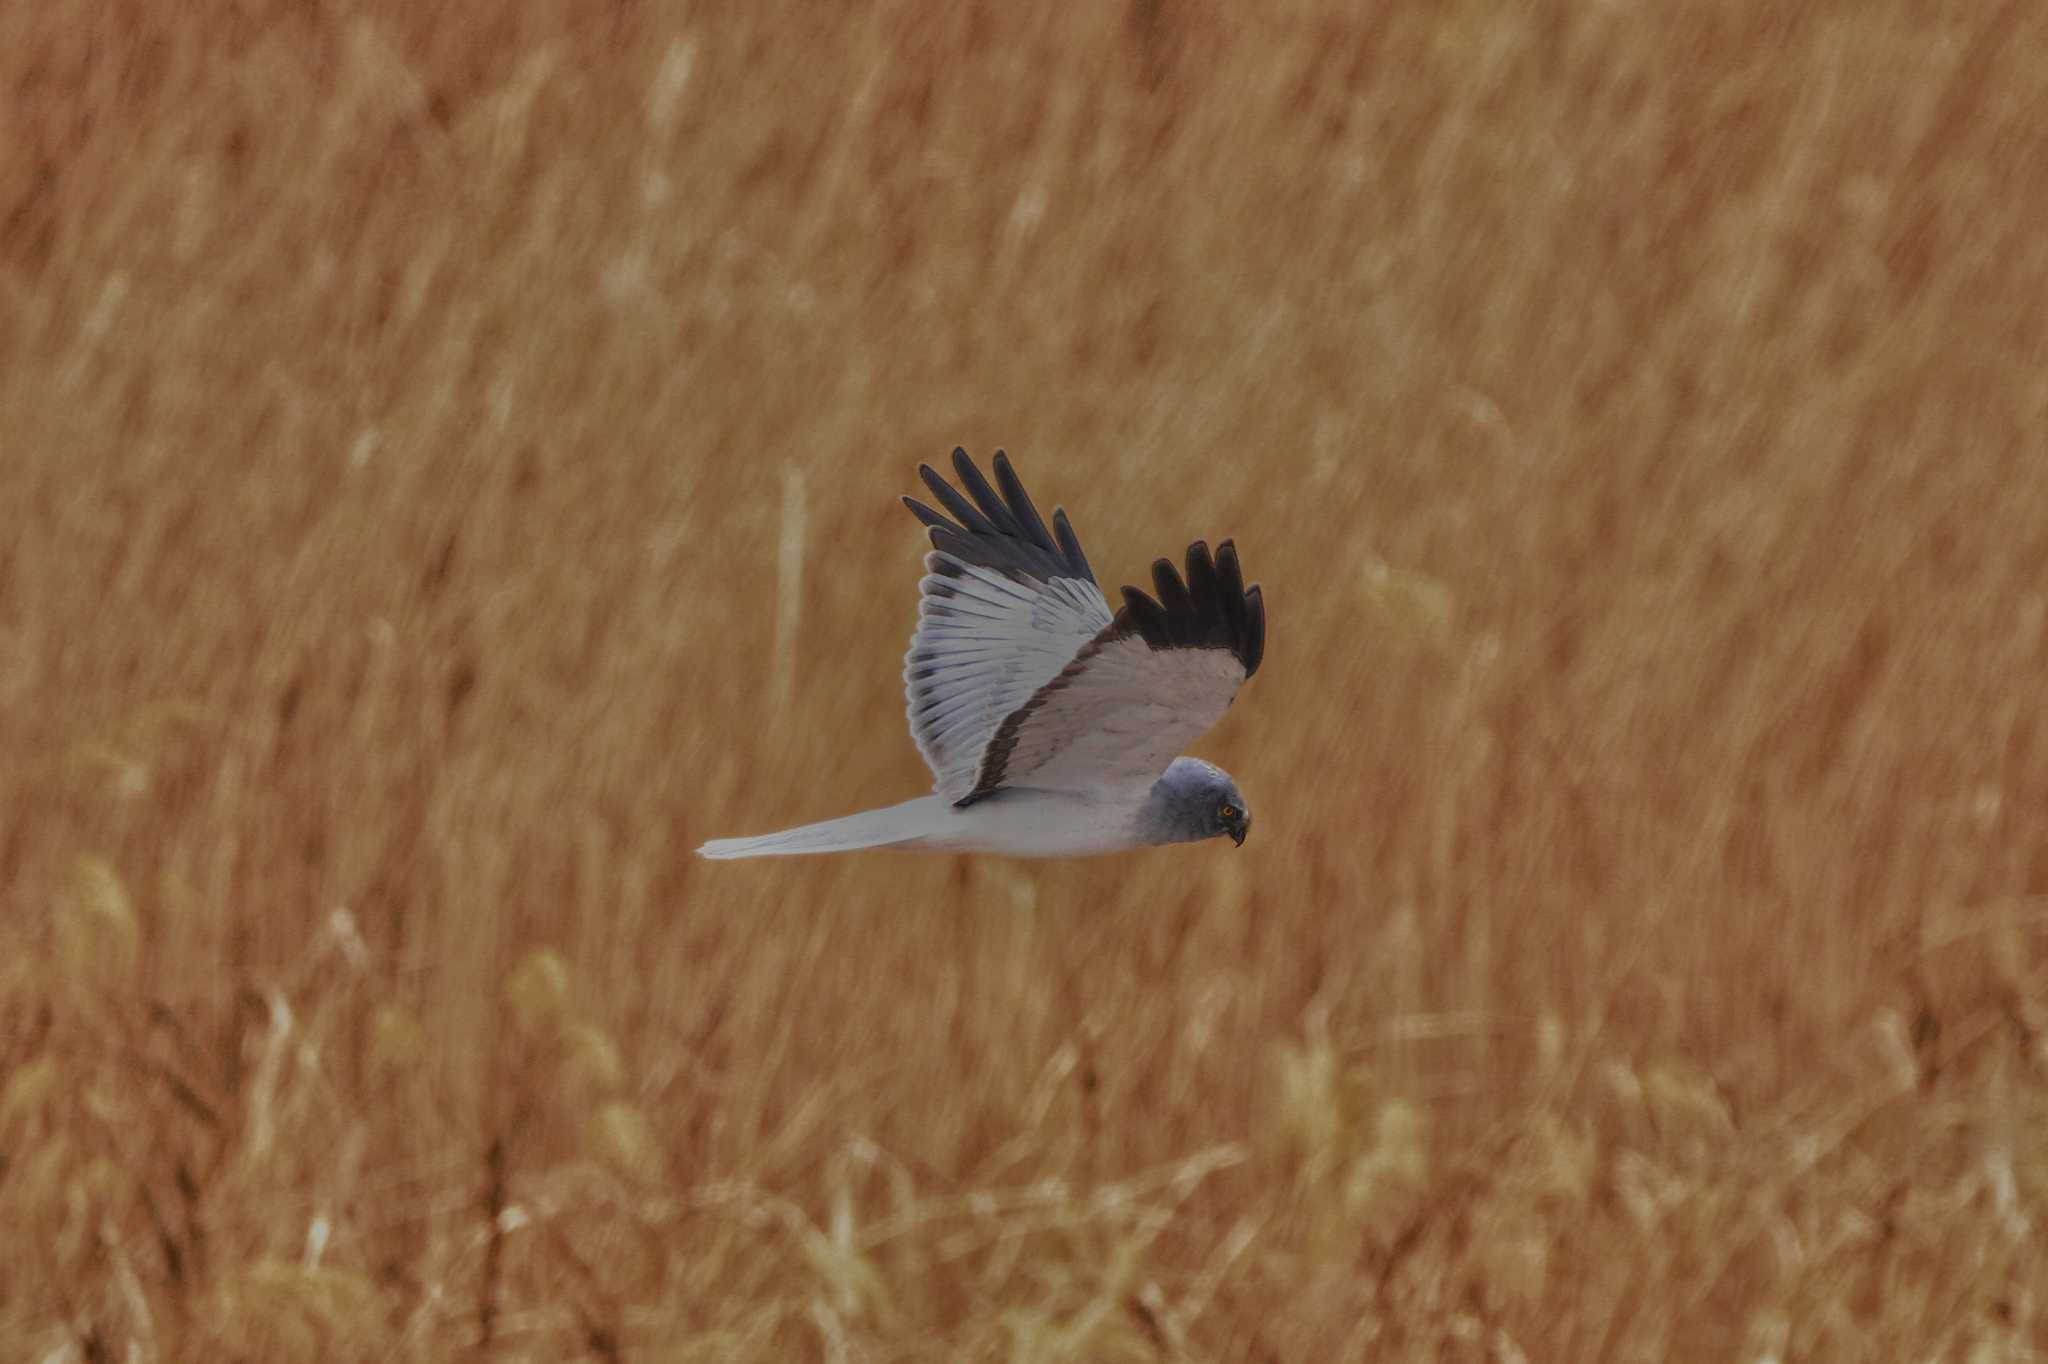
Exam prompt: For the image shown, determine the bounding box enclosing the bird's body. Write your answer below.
[697,451,1265,860]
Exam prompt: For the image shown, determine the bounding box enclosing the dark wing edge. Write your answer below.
[902,447,1096,586]
[1111,539,1265,678]
[955,630,1110,806]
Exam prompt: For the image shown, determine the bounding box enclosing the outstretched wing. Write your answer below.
[957,539,1265,803]
[902,449,1115,804]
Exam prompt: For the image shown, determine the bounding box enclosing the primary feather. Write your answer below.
[901,450,1113,804]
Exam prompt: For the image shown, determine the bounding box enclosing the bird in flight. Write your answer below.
[698,449,1264,859]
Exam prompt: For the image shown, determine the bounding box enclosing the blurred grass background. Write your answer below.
[4,1,2047,1359]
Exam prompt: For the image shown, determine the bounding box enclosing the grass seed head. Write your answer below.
[587,1100,664,1183]
[561,1019,627,1096]
[504,946,575,1038]
[366,1002,427,1080]
[57,856,140,986]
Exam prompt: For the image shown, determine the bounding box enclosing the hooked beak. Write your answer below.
[1228,812,1250,847]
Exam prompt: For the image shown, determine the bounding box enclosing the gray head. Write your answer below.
[1137,757,1251,847]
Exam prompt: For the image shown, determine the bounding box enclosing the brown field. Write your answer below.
[5,2,2047,1359]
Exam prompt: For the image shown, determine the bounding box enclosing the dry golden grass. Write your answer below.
[4,1,2047,1359]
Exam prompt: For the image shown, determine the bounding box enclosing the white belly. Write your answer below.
[916,787,1142,857]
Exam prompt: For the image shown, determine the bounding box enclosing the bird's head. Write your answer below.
[1148,757,1252,848]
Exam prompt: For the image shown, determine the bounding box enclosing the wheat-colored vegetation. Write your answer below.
[4,1,2047,1359]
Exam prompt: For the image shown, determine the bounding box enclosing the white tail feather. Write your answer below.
[696,796,949,860]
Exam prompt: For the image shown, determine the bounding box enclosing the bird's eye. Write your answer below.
[1218,802,1239,821]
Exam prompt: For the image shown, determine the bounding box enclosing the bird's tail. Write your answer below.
[696,796,949,860]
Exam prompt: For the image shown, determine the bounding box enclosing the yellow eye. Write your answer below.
[1218,802,1239,821]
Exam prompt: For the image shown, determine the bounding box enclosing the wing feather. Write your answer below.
[966,637,1250,799]
[902,451,1114,803]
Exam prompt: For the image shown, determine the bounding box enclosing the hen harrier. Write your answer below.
[698,449,1264,859]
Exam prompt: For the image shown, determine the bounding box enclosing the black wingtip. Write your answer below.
[1241,583,1265,676]
[1119,584,1169,638]
[1052,508,1092,582]
[903,450,1097,586]
[1110,538,1264,678]
[1151,557,1194,625]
